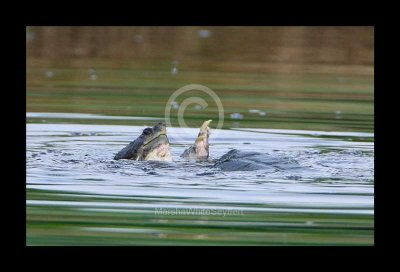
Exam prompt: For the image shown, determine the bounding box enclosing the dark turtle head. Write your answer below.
[139,122,171,161]
[114,122,172,161]
[142,122,167,143]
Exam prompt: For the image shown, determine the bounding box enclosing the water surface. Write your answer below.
[26,115,374,245]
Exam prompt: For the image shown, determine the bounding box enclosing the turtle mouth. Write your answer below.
[140,123,171,161]
[142,134,171,161]
[114,122,171,161]
[143,132,168,147]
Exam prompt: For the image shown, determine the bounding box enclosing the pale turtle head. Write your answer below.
[181,120,212,160]
[195,119,212,145]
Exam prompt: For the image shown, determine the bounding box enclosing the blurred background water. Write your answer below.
[27,26,373,131]
[26,26,374,245]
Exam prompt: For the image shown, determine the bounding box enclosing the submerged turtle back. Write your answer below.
[214,149,302,171]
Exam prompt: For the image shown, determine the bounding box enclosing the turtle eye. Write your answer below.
[143,128,152,135]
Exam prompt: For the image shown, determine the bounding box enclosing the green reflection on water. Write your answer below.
[27,189,373,246]
[27,67,373,132]
[27,27,373,132]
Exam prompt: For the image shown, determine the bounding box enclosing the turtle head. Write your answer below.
[142,122,167,143]
[140,122,172,161]
[193,120,212,159]
[115,122,172,161]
